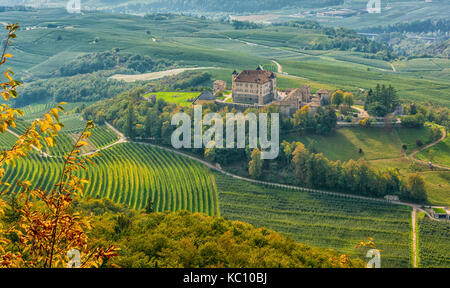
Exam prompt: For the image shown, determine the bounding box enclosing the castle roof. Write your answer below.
[234,70,276,84]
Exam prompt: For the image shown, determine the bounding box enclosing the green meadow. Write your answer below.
[145,91,201,106]
[283,127,449,206]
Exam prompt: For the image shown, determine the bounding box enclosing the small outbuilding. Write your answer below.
[192,91,215,104]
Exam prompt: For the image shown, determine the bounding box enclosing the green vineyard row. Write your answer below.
[215,173,412,268]
[418,217,450,268]
[3,143,220,216]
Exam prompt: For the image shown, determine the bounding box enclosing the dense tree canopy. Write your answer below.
[57,51,173,77]
[365,84,399,117]
[75,199,363,268]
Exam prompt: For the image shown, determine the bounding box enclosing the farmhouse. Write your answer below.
[232,66,277,105]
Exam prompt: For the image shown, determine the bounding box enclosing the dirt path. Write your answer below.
[352,105,369,118]
[389,62,397,72]
[411,208,418,268]
[408,128,449,171]
[272,60,283,73]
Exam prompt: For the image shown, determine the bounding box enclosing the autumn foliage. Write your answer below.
[0,23,118,268]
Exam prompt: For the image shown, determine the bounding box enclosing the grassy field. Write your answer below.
[282,126,449,206]
[418,215,450,268]
[144,91,201,106]
[283,127,405,161]
[417,134,450,168]
[216,173,412,268]
[421,172,450,207]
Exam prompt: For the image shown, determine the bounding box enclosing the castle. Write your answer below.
[232,66,277,105]
[225,66,331,115]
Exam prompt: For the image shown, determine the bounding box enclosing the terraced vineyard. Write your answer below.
[19,103,55,121]
[2,143,219,215]
[8,119,118,156]
[0,132,19,150]
[58,114,87,132]
[88,126,119,148]
[418,217,450,268]
[216,174,412,268]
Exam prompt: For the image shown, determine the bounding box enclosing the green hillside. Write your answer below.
[3,143,220,214]
[216,173,412,268]
[1,10,448,106]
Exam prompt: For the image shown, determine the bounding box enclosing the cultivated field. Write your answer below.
[216,173,412,268]
[3,143,220,215]
[418,215,450,268]
[417,134,450,167]
[2,10,449,106]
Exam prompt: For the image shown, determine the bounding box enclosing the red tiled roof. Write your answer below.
[234,70,276,84]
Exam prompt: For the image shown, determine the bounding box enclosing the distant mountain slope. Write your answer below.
[1,0,344,12]
[135,0,344,12]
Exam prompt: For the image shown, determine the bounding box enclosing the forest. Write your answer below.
[15,73,139,105]
[57,51,174,77]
